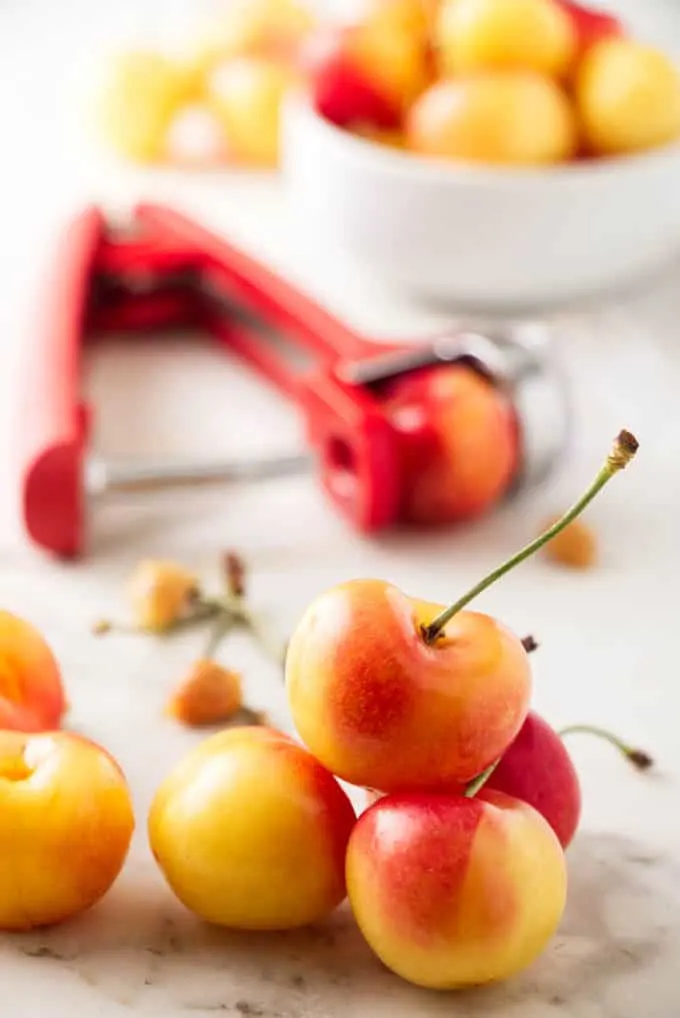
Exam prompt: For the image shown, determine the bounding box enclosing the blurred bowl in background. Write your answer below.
[281,93,680,310]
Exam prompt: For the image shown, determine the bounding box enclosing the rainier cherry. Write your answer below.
[435,0,578,79]
[0,611,67,732]
[382,364,518,523]
[407,72,578,166]
[487,713,655,848]
[347,789,567,988]
[484,710,582,848]
[576,38,680,156]
[286,430,639,794]
[207,56,296,167]
[99,50,196,163]
[0,731,134,930]
[287,580,531,791]
[148,726,356,930]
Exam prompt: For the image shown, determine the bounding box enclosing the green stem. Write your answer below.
[464,759,500,797]
[202,612,236,659]
[423,430,639,644]
[199,595,287,672]
[160,601,223,636]
[559,724,653,770]
[221,590,288,671]
[91,602,221,638]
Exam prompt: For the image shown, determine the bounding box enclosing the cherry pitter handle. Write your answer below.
[16,202,571,559]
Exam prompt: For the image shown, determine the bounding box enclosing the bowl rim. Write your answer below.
[284,88,680,187]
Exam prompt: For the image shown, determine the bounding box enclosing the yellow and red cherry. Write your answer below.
[346,788,567,988]
[286,431,638,793]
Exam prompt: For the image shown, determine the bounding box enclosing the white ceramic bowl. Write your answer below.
[281,93,680,310]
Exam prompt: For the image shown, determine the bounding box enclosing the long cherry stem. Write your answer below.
[423,430,639,644]
[559,724,654,770]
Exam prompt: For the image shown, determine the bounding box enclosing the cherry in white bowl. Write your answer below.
[282,92,680,310]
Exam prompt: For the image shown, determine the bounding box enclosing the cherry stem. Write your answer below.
[202,612,236,660]
[198,594,287,672]
[464,758,501,797]
[559,724,654,771]
[423,430,639,644]
[223,550,246,599]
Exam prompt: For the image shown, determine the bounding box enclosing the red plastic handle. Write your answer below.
[133,203,376,365]
[17,203,405,552]
[132,203,407,530]
[132,205,403,530]
[17,205,105,557]
[205,305,402,530]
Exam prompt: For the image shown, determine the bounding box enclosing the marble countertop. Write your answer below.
[2,2,680,1015]
[4,303,680,1018]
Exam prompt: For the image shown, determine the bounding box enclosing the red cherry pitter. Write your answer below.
[17,203,571,559]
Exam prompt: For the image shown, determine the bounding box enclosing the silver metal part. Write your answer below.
[478,321,572,490]
[336,331,510,387]
[85,452,312,497]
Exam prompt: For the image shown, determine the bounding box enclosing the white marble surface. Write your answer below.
[1,2,680,1015]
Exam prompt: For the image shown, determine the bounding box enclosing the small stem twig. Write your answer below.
[202,613,238,659]
[197,594,287,672]
[91,600,222,639]
[223,550,246,599]
[423,430,639,644]
[559,724,654,771]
